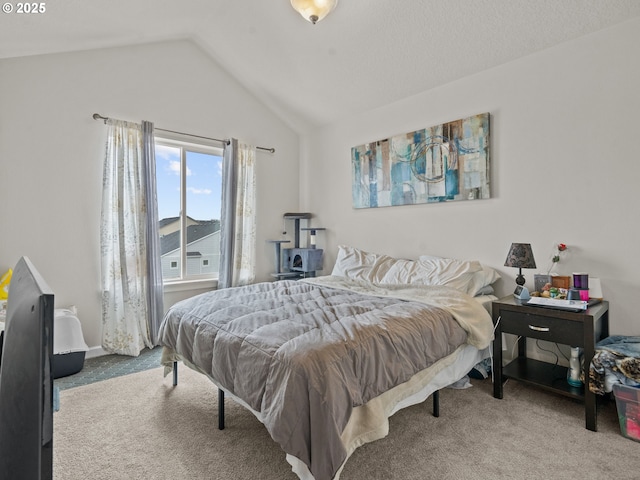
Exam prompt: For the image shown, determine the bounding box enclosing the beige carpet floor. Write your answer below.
[54,366,640,480]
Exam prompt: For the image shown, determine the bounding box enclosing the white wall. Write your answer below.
[302,18,640,338]
[2,20,638,357]
[0,40,300,350]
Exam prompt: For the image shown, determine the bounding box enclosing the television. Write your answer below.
[0,257,54,480]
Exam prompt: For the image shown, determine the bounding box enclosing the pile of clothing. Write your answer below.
[589,335,640,395]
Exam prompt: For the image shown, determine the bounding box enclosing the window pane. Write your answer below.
[155,140,222,282]
[185,150,222,276]
[156,145,182,280]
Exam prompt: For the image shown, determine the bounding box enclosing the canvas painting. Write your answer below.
[351,112,490,208]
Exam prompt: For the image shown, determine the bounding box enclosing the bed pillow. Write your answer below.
[475,284,495,296]
[420,255,501,296]
[330,245,395,281]
[378,256,483,293]
[332,246,483,295]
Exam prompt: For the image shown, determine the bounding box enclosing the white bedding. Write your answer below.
[331,245,500,297]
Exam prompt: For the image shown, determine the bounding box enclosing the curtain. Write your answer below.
[141,121,164,345]
[100,119,163,356]
[219,139,257,288]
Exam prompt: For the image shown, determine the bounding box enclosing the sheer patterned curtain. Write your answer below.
[100,119,164,356]
[219,139,257,288]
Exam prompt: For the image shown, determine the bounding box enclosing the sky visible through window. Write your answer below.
[155,145,222,222]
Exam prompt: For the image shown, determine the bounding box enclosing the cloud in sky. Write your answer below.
[168,160,192,176]
[155,144,176,161]
[156,145,192,176]
[187,187,213,195]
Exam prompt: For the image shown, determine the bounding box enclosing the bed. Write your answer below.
[158,246,498,480]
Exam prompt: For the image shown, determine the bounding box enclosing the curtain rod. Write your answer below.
[92,113,275,153]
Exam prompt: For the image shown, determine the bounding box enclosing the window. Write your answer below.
[155,137,223,282]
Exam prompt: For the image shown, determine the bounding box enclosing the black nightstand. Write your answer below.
[492,295,609,431]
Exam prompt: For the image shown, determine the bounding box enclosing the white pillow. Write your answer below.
[419,255,501,296]
[475,285,495,296]
[381,257,482,293]
[482,265,501,286]
[332,246,483,295]
[331,245,403,282]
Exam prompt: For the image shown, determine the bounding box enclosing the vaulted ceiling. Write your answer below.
[2,0,639,132]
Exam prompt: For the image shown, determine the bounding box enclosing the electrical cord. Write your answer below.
[535,339,559,366]
[491,316,522,386]
[489,316,500,384]
[536,339,571,382]
[511,335,523,360]
[490,316,516,386]
[556,342,570,362]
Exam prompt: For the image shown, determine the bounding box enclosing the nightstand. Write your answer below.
[492,295,609,431]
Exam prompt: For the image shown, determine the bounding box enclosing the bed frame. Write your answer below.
[170,361,440,430]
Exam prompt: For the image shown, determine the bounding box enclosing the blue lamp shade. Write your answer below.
[504,243,536,286]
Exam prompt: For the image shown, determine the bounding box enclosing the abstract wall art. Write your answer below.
[351,112,490,208]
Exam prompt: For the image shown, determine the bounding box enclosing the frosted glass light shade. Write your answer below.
[290,0,338,24]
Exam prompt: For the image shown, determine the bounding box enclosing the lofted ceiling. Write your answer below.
[2,0,640,132]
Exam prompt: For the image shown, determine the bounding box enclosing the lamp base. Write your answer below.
[516,268,525,286]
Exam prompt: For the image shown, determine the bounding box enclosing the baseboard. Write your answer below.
[85,346,108,359]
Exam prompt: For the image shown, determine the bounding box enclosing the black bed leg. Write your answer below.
[432,390,440,417]
[218,389,225,430]
[172,361,178,386]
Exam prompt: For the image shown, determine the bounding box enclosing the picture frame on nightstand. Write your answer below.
[534,274,552,293]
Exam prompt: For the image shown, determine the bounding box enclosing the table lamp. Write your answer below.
[504,243,536,299]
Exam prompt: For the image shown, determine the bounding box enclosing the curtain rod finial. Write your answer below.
[93,113,107,124]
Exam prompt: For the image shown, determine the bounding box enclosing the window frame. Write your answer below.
[155,133,224,287]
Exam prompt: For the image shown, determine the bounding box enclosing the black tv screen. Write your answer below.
[0,257,54,480]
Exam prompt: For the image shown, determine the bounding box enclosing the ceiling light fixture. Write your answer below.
[290,0,338,24]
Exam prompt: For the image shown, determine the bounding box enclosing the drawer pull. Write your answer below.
[529,325,550,332]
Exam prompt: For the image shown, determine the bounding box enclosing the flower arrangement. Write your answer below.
[547,242,567,274]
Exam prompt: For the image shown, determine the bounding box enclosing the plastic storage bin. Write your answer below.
[53,308,88,379]
[613,383,640,442]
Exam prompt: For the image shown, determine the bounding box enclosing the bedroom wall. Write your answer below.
[300,18,640,341]
[0,40,299,352]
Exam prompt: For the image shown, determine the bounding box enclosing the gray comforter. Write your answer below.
[158,277,493,480]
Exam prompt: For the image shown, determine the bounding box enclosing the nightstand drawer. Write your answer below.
[500,310,583,346]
